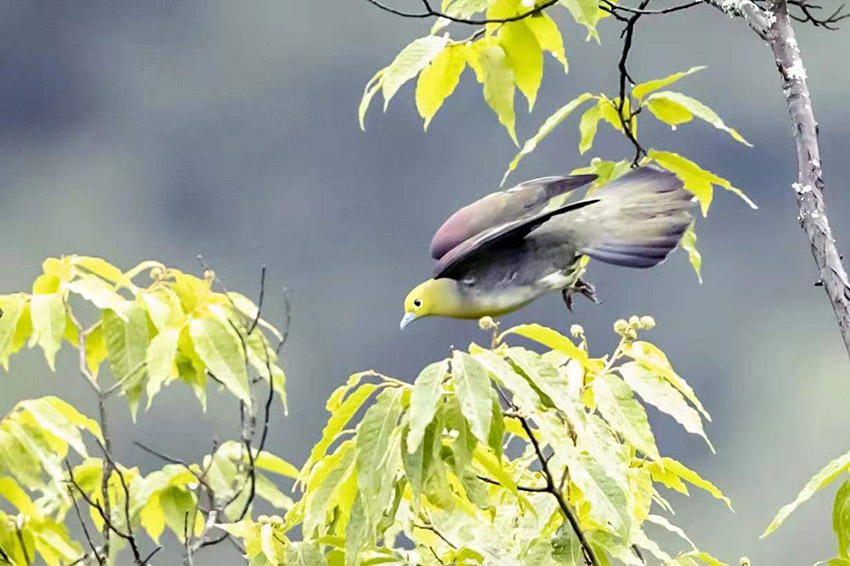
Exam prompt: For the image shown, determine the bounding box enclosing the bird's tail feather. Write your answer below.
[576,165,694,269]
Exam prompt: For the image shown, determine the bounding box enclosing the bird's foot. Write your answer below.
[562,279,600,312]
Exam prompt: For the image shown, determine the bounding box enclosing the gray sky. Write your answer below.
[1,1,849,564]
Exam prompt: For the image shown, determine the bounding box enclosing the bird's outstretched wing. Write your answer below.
[433,197,600,279]
[429,174,597,260]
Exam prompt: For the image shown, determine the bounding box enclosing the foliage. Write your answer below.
[0,256,730,565]
[227,316,731,566]
[764,449,850,565]
[0,256,294,565]
[359,0,759,282]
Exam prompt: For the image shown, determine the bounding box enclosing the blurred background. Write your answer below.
[0,1,848,563]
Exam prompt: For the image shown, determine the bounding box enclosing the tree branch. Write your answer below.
[761,0,850,360]
[363,0,559,25]
[517,415,601,566]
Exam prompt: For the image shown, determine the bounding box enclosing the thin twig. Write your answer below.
[247,265,266,335]
[364,0,559,24]
[476,474,549,493]
[14,523,30,566]
[68,483,104,566]
[615,0,652,167]
[518,416,600,566]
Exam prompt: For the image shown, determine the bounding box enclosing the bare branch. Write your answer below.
[364,0,559,25]
[787,0,849,28]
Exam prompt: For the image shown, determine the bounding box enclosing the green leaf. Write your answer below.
[382,36,450,110]
[623,340,710,421]
[645,96,695,126]
[0,295,26,370]
[305,382,380,478]
[835,481,850,559]
[593,373,660,461]
[355,387,404,525]
[189,306,251,407]
[525,13,568,72]
[103,303,150,417]
[256,474,294,510]
[141,288,186,332]
[66,274,128,315]
[503,92,593,184]
[578,103,603,154]
[499,21,543,111]
[452,351,493,444]
[255,451,300,479]
[29,292,66,371]
[159,485,197,543]
[633,66,706,100]
[73,255,126,285]
[680,223,703,283]
[416,44,467,130]
[560,0,604,41]
[407,360,448,453]
[359,69,384,131]
[471,346,541,413]
[303,441,356,536]
[764,449,850,536]
[647,149,757,215]
[499,323,588,367]
[645,91,751,146]
[0,477,38,517]
[619,361,712,450]
[649,457,732,510]
[469,42,518,144]
[570,452,631,539]
[145,328,180,407]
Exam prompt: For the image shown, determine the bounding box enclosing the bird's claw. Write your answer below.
[562,279,600,312]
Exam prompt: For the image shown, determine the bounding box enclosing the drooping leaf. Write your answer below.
[525,13,568,72]
[189,306,251,406]
[503,93,593,184]
[649,457,732,510]
[416,44,467,130]
[499,21,543,111]
[633,66,706,100]
[469,41,518,144]
[66,274,128,315]
[29,292,66,371]
[645,91,751,146]
[578,102,603,154]
[0,294,26,370]
[103,303,150,416]
[680,223,703,283]
[593,373,660,461]
[407,360,449,452]
[561,0,605,42]
[382,35,450,110]
[835,480,850,559]
[145,328,180,407]
[359,69,385,131]
[647,150,757,215]
[452,351,493,444]
[619,362,712,450]
[764,449,850,536]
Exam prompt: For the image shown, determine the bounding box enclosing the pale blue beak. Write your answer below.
[400,312,417,330]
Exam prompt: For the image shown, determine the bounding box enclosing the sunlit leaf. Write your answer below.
[525,13,568,72]
[764,448,850,536]
[0,294,26,370]
[500,323,588,366]
[645,91,751,146]
[469,41,518,144]
[633,66,706,100]
[649,457,732,510]
[500,21,543,111]
[416,44,467,130]
[452,351,493,444]
[593,373,660,461]
[578,102,603,154]
[383,36,450,110]
[503,93,593,184]
[407,360,449,452]
[190,307,251,407]
[835,480,850,559]
[29,292,66,371]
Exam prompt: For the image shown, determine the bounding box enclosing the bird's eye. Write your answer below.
[413,299,422,308]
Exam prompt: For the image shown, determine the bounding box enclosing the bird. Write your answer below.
[400,165,694,330]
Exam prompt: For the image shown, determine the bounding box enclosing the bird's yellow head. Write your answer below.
[400,278,464,330]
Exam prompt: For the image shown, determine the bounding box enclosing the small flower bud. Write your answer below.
[628,315,640,326]
[570,324,584,338]
[639,315,656,329]
[478,316,498,331]
[614,319,629,334]
[626,328,638,341]
[150,267,164,280]
[203,269,215,283]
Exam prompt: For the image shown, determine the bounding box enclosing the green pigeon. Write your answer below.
[400,165,694,329]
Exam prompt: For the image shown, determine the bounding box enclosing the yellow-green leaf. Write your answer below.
[561,0,605,42]
[645,96,694,126]
[451,351,493,444]
[145,328,180,407]
[681,223,703,283]
[416,44,467,130]
[469,42,518,144]
[66,274,128,316]
[29,292,66,371]
[382,35,450,111]
[359,71,384,131]
[764,449,850,537]
[189,307,251,407]
[649,457,732,510]
[646,91,751,146]
[499,323,588,366]
[500,21,543,111]
[0,295,26,370]
[407,360,449,453]
[633,66,706,100]
[525,13,568,72]
[578,103,603,154]
[835,480,850,559]
[593,373,660,461]
[503,92,593,184]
